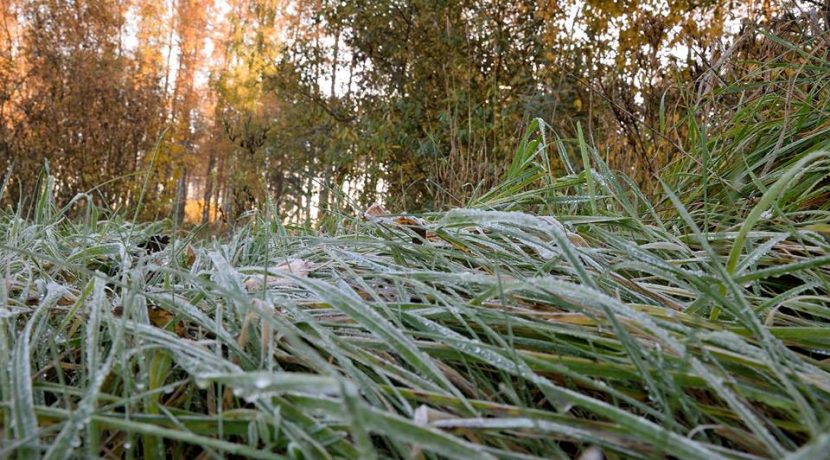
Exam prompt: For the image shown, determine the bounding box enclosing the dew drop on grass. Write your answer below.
[123,442,132,449]
[254,376,270,389]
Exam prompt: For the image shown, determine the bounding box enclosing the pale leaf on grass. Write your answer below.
[245,259,313,291]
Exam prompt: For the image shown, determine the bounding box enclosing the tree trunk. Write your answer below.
[318,166,331,222]
[174,168,188,226]
[201,151,216,224]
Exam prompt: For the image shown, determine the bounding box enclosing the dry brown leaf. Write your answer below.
[393,216,428,242]
[185,244,197,267]
[112,304,186,337]
[363,203,389,219]
[568,232,590,247]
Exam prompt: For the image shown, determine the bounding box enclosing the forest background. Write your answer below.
[0,0,812,225]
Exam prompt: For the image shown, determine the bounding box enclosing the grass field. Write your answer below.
[1,117,829,459]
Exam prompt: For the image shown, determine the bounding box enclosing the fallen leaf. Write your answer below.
[393,216,429,242]
[245,259,313,291]
[363,203,389,219]
[185,244,197,267]
[568,232,590,247]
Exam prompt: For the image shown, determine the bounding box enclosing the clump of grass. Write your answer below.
[1,113,829,459]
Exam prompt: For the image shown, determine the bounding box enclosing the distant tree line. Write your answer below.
[0,0,805,224]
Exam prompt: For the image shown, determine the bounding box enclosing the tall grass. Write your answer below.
[2,26,830,460]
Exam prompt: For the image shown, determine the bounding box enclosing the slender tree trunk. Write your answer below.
[318,165,330,221]
[201,151,216,224]
[174,169,188,225]
[214,155,225,223]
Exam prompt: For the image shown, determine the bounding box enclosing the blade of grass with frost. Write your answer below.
[367,387,664,441]
[734,254,830,284]
[669,176,828,401]
[441,209,595,287]
[523,274,798,454]
[471,120,549,208]
[786,432,830,460]
[506,118,542,180]
[274,295,438,409]
[386,273,679,418]
[0,279,12,443]
[141,267,262,368]
[95,415,285,460]
[45,331,118,460]
[143,350,173,460]
[399,311,671,422]
[268,394,356,459]
[287,274,462,397]
[11,304,47,458]
[661,179,815,451]
[341,381,378,460]
[589,148,642,223]
[358,404,498,460]
[34,167,54,224]
[125,324,340,458]
[198,372,344,397]
[734,234,790,276]
[195,371,365,456]
[143,288,245,350]
[249,299,344,376]
[400,309,714,457]
[125,323,240,375]
[430,417,646,457]
[727,150,830,276]
[85,277,106,457]
[577,123,597,215]
[282,393,510,458]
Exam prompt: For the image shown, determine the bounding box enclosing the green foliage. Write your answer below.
[247,0,748,213]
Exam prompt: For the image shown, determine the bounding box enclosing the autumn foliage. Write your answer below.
[0,0,805,224]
